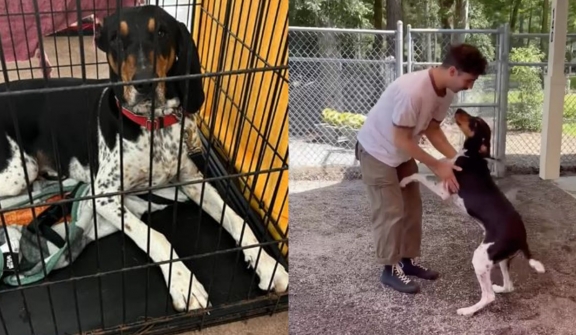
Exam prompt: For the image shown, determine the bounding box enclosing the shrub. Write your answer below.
[570,77,576,91]
[506,45,546,132]
[507,92,576,131]
[566,94,576,120]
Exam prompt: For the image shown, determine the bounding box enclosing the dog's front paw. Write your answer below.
[169,265,210,312]
[439,189,451,201]
[399,177,412,188]
[255,255,289,293]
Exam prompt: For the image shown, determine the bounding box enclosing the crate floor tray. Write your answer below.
[0,199,286,335]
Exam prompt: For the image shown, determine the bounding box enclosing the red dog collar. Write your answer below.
[121,108,181,130]
[115,98,185,131]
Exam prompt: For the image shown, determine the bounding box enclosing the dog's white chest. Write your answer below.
[130,129,182,184]
[96,118,199,189]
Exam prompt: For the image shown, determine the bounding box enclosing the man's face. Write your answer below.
[447,66,478,93]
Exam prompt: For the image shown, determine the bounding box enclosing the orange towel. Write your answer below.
[0,194,72,227]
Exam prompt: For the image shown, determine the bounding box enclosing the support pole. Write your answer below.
[539,0,568,180]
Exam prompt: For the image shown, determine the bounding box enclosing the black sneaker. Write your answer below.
[380,264,420,294]
[400,258,439,280]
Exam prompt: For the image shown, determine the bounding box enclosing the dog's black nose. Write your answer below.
[132,72,157,95]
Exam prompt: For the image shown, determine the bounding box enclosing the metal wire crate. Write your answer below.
[0,0,288,334]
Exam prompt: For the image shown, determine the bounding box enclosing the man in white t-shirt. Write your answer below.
[356,43,488,294]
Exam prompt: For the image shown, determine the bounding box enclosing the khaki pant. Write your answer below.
[356,142,423,265]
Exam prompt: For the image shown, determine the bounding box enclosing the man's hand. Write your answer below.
[393,125,440,168]
[392,124,462,193]
[430,158,461,193]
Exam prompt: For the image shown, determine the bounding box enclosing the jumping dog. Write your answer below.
[399,108,544,317]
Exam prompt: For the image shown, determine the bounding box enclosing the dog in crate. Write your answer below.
[0,5,288,311]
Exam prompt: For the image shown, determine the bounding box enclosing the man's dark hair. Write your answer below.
[441,43,488,76]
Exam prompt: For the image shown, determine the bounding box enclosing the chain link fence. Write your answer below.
[288,23,576,178]
[289,27,398,172]
[505,33,576,172]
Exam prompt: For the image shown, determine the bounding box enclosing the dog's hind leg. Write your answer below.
[0,135,38,198]
[493,258,514,293]
[399,173,451,200]
[457,242,496,317]
[181,179,289,293]
[179,158,289,294]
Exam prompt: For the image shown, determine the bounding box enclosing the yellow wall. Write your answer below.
[192,1,289,256]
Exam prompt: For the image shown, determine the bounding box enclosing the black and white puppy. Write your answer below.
[399,108,544,317]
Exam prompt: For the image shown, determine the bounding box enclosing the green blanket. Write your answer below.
[0,179,188,285]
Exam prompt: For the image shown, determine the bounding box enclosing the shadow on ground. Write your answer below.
[289,175,576,335]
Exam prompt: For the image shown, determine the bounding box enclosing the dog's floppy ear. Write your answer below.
[172,21,205,114]
[94,19,108,53]
[455,108,467,115]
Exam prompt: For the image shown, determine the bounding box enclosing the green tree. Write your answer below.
[289,0,372,28]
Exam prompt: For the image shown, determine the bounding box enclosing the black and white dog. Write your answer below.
[399,108,544,317]
[0,5,288,312]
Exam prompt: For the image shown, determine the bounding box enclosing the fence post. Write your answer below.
[495,23,510,178]
[406,24,412,73]
[395,20,403,78]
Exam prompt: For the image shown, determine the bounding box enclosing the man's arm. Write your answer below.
[393,125,440,170]
[391,92,443,169]
[424,119,458,159]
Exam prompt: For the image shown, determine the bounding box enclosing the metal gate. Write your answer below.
[405,25,509,177]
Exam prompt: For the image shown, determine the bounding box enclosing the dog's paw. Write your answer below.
[254,255,289,293]
[436,184,452,200]
[492,284,514,294]
[455,148,467,159]
[440,190,451,201]
[529,259,545,273]
[456,306,477,317]
[399,177,412,188]
[169,266,210,312]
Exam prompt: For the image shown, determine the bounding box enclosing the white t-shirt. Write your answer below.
[357,69,455,167]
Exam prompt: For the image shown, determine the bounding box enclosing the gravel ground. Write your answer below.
[289,176,576,335]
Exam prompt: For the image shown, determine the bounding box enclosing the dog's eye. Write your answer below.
[158,28,167,38]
